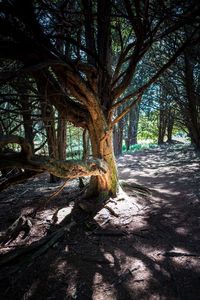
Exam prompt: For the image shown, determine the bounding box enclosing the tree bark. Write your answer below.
[126,104,140,150]
[184,49,200,149]
[86,117,118,198]
[113,122,124,157]
[0,135,108,179]
[57,113,67,160]
[158,94,168,145]
[167,108,175,143]
[20,96,34,152]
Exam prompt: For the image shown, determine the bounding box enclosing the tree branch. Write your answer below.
[110,31,199,112]
[0,135,33,159]
[111,94,142,127]
[0,155,108,179]
[0,136,108,180]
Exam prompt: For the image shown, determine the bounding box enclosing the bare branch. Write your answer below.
[111,94,142,127]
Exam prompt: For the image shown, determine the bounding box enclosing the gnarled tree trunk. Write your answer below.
[86,115,118,198]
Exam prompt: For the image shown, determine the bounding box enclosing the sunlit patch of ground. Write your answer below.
[0,144,200,299]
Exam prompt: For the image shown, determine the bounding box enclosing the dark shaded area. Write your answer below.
[0,145,200,300]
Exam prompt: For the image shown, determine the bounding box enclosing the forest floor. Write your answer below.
[0,143,200,300]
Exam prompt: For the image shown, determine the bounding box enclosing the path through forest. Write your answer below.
[0,144,200,300]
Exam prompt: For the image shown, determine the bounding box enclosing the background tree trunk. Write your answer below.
[20,96,34,152]
[126,104,140,150]
[184,49,200,149]
[113,122,124,157]
[158,93,168,145]
[57,113,67,160]
[113,106,126,157]
[167,108,175,143]
[41,102,59,183]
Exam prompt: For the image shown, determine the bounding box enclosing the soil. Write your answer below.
[0,144,200,300]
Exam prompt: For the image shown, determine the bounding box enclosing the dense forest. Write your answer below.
[0,1,200,299]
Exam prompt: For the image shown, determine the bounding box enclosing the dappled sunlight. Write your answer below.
[175,227,190,236]
[56,207,73,224]
[56,259,68,273]
[92,272,117,300]
[168,246,198,257]
[0,0,199,298]
[120,167,132,174]
[66,272,79,299]
[165,246,200,278]
[153,188,181,196]
[0,145,200,299]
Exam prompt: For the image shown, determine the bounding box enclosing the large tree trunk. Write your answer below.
[81,0,118,200]
[86,118,118,198]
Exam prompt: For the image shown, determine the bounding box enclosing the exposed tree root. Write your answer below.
[112,268,138,286]
[92,229,126,236]
[0,182,121,274]
[0,171,40,192]
[104,205,119,217]
[0,190,115,270]
[0,215,32,245]
[30,220,76,260]
[0,219,76,268]
[0,179,70,250]
[77,192,110,215]
[120,180,152,196]
[162,251,200,258]
[42,179,69,208]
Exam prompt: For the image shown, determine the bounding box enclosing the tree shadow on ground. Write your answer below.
[0,146,200,300]
[0,190,200,300]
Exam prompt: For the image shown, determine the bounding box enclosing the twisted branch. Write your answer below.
[0,135,108,182]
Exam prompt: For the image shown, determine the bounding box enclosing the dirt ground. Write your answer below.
[0,144,200,300]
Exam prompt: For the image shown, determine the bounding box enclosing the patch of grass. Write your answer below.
[123,143,158,154]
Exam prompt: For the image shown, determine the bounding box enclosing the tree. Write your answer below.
[126,104,140,150]
[159,39,200,149]
[183,46,200,149]
[0,0,200,211]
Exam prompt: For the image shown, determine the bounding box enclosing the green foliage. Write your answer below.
[137,111,158,143]
[122,143,158,154]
